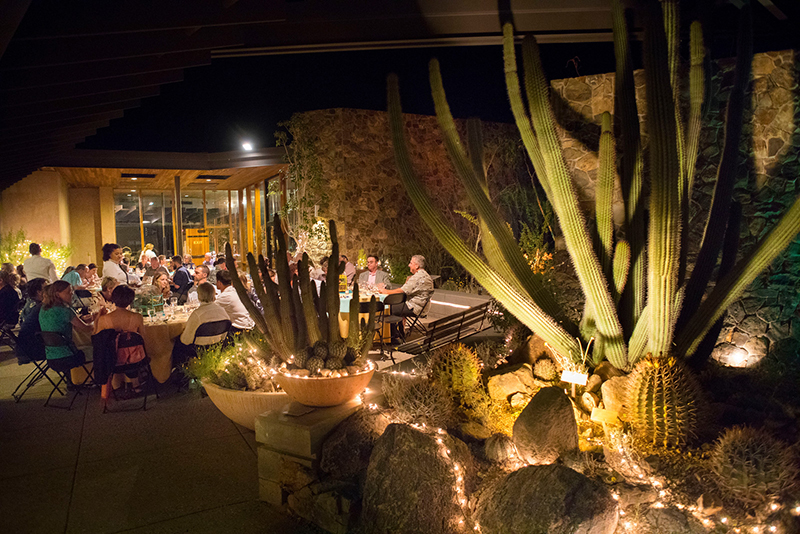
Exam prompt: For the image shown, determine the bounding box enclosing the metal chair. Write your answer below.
[37,331,94,410]
[381,292,410,354]
[11,327,63,402]
[74,289,94,311]
[192,319,232,346]
[104,331,158,413]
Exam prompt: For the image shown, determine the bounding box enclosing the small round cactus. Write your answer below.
[533,358,557,381]
[293,347,311,369]
[326,357,344,370]
[484,433,518,463]
[328,340,346,360]
[313,340,329,359]
[710,426,799,508]
[306,356,325,375]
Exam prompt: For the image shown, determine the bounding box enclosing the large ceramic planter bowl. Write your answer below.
[202,379,289,430]
[275,363,375,407]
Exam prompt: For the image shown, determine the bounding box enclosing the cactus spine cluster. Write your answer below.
[709,426,799,508]
[226,215,376,374]
[387,0,800,372]
[625,354,703,449]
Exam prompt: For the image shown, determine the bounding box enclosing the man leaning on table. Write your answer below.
[357,254,390,288]
[23,243,58,283]
[215,270,255,333]
[379,254,433,343]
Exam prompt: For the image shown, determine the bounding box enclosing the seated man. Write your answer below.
[186,264,212,302]
[170,255,192,303]
[379,254,434,343]
[172,282,231,365]
[62,264,89,290]
[144,256,169,279]
[214,270,255,332]
[357,254,390,288]
[208,256,227,285]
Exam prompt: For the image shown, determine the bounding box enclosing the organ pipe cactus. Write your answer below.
[226,215,376,363]
[388,0,800,371]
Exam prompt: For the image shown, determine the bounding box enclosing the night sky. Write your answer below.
[78,41,623,154]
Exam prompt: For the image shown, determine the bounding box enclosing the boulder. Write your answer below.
[362,424,474,534]
[600,376,629,421]
[593,361,626,382]
[475,464,618,534]
[487,363,537,403]
[512,387,578,465]
[320,409,391,482]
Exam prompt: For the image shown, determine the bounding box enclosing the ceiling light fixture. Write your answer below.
[242,142,253,151]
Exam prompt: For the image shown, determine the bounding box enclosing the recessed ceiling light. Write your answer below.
[131,189,136,192]
[206,179,211,182]
[127,194,131,197]
[132,177,137,180]
[185,195,188,197]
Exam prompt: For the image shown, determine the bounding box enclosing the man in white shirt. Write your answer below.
[172,282,232,365]
[23,243,58,282]
[214,270,255,331]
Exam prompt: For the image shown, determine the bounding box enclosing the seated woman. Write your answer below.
[86,263,100,286]
[17,278,48,364]
[172,282,230,365]
[98,277,119,307]
[94,285,146,394]
[16,265,28,299]
[0,271,21,327]
[152,271,172,300]
[38,280,100,379]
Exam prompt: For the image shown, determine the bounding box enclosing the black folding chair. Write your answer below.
[11,328,63,402]
[37,331,94,410]
[104,331,158,413]
[192,319,232,346]
[74,289,94,310]
[359,299,389,361]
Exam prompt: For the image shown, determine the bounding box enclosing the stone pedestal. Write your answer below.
[256,400,363,534]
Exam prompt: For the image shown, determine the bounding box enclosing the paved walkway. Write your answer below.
[0,348,320,534]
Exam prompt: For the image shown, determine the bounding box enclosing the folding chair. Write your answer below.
[104,331,159,413]
[11,329,63,402]
[405,304,428,339]
[192,319,232,346]
[37,331,94,410]
[359,299,389,361]
[74,289,94,311]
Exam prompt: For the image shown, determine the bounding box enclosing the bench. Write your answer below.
[397,300,491,355]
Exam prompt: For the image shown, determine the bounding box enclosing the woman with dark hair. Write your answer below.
[17,278,48,363]
[86,263,100,285]
[39,280,99,369]
[102,243,140,285]
[0,271,21,326]
[95,285,146,394]
[16,264,27,297]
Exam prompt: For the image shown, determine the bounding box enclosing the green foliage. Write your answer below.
[0,229,74,275]
[274,114,328,246]
[709,426,799,508]
[386,256,411,284]
[626,354,703,449]
[185,334,279,392]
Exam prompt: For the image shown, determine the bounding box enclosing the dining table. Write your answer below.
[70,308,189,385]
[337,292,389,339]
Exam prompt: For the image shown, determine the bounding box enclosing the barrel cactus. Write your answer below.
[626,354,703,449]
[382,373,455,428]
[428,343,483,400]
[484,433,519,463]
[710,426,799,508]
[533,358,557,381]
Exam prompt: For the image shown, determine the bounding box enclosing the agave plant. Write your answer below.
[388,0,800,371]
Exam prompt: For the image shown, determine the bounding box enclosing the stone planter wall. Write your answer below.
[547,49,800,366]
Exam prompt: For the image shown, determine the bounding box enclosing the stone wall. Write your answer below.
[549,50,800,366]
[293,108,523,270]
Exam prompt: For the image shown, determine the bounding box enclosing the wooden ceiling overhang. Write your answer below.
[47,147,286,192]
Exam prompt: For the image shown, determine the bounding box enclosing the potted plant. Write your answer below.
[225,216,377,409]
[185,334,288,430]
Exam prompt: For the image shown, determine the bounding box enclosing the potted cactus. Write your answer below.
[225,215,377,408]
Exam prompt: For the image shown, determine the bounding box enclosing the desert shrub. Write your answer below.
[381,373,455,428]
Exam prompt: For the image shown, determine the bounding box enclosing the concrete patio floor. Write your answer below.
[0,347,325,534]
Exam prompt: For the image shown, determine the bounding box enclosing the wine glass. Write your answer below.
[169,297,178,308]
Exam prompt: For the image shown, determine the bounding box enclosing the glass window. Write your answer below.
[141,191,174,258]
[181,191,204,229]
[206,190,230,228]
[113,190,141,254]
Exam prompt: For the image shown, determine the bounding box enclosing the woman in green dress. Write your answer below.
[39,280,100,375]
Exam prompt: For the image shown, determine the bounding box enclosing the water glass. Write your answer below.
[170,297,178,308]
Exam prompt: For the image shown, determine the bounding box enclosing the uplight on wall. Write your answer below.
[242,141,253,151]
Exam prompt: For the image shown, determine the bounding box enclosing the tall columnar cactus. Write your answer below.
[226,214,376,363]
[387,0,800,371]
[625,354,703,449]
